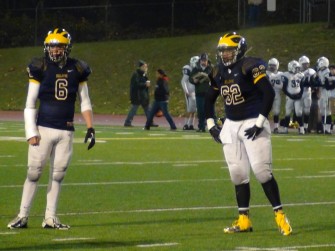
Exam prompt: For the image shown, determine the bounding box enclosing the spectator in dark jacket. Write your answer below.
[144,69,177,130]
[190,53,213,132]
[124,60,157,127]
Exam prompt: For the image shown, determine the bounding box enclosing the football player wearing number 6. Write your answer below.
[7,28,95,230]
[205,32,292,236]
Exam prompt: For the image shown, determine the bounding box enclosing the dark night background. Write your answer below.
[0,0,332,48]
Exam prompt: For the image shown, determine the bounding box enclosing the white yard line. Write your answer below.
[137,242,179,248]
[236,244,335,250]
[55,201,335,216]
[0,232,19,235]
[53,237,95,242]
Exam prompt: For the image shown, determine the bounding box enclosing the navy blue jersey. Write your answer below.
[27,57,91,131]
[211,57,269,121]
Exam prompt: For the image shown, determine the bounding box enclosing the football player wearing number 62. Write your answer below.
[7,28,95,230]
[205,32,292,236]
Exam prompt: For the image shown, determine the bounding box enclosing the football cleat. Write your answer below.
[7,216,28,229]
[273,128,279,134]
[42,217,70,230]
[183,124,189,130]
[224,214,253,233]
[275,210,292,236]
[188,125,194,130]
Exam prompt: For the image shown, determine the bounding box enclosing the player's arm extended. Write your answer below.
[181,75,190,95]
[24,80,40,145]
[79,82,96,150]
[205,86,222,143]
[255,76,275,127]
[78,81,93,128]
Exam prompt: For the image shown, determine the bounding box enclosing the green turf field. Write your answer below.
[0,121,335,250]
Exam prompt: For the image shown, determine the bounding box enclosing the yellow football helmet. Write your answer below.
[44,28,72,63]
[217,32,247,66]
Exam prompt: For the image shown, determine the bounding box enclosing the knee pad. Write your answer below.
[229,167,250,185]
[253,165,273,183]
[27,167,42,182]
[52,170,66,182]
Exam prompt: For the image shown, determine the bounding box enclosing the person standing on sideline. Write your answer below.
[205,32,292,235]
[248,0,263,27]
[144,69,177,130]
[124,60,157,127]
[7,28,95,230]
[299,55,315,133]
[281,60,305,134]
[181,56,199,130]
[190,53,213,132]
[315,56,332,134]
[266,58,283,133]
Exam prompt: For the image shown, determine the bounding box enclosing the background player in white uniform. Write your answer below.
[266,58,283,133]
[315,56,332,134]
[205,32,292,236]
[181,56,199,130]
[7,28,95,230]
[299,55,315,133]
[281,60,305,134]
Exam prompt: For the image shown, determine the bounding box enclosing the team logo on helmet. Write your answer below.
[44,28,72,63]
[217,32,247,66]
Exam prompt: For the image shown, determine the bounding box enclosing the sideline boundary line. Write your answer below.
[54,201,335,216]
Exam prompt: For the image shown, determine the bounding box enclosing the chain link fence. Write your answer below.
[1,0,334,48]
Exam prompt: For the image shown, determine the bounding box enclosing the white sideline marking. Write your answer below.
[137,242,179,248]
[0,178,230,188]
[58,201,335,216]
[173,164,198,167]
[297,174,335,179]
[0,155,15,158]
[53,237,95,242]
[286,138,305,142]
[0,232,19,235]
[236,243,335,250]
[0,136,26,141]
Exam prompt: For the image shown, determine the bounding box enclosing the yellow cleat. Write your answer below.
[224,214,253,233]
[275,210,292,236]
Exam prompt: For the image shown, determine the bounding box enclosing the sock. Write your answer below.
[235,183,250,213]
[261,177,283,211]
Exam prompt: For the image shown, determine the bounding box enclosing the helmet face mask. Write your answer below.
[217,32,247,66]
[44,28,71,63]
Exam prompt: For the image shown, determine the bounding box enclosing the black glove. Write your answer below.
[209,126,222,144]
[84,127,95,150]
[244,125,263,141]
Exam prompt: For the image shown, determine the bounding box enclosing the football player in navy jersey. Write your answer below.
[205,32,292,236]
[8,28,95,230]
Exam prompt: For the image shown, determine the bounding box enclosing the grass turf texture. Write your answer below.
[0,121,335,250]
[1,22,335,118]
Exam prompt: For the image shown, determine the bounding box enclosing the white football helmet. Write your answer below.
[267,58,279,73]
[288,60,301,74]
[190,56,200,69]
[317,56,329,71]
[299,55,310,71]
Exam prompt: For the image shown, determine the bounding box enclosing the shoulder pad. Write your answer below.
[242,57,267,81]
[182,65,191,75]
[242,57,266,74]
[27,57,46,80]
[74,59,91,81]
